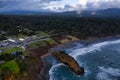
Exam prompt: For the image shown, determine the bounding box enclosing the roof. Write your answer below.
[8,39,16,43]
[19,38,25,41]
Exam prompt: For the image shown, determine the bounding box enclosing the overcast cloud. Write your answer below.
[0,0,120,12]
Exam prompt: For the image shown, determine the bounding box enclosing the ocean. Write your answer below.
[49,39,120,80]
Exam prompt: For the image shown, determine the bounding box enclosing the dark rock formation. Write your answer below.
[52,51,84,75]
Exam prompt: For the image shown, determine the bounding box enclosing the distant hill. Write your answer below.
[50,8,120,18]
[0,10,54,15]
[1,8,120,18]
[95,8,120,17]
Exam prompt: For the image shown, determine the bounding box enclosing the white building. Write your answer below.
[19,38,25,41]
[8,39,16,43]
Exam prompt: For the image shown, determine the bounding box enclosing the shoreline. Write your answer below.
[49,35,120,53]
[41,35,120,80]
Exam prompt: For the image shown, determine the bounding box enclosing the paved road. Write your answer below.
[22,38,50,46]
[0,36,51,49]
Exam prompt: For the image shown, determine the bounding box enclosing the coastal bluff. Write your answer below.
[52,51,84,75]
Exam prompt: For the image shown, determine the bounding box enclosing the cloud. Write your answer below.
[0,0,63,12]
[78,0,120,10]
[46,0,120,12]
[42,0,79,12]
[0,0,120,12]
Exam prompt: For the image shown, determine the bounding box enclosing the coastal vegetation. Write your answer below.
[1,47,24,55]
[45,39,56,45]
[39,31,49,36]
[0,33,57,80]
[0,60,20,74]
[27,38,56,48]
[1,15,120,39]
[28,41,45,48]
[0,15,120,80]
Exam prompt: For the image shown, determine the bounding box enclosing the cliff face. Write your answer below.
[53,51,84,75]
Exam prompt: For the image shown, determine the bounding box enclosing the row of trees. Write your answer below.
[0,15,120,38]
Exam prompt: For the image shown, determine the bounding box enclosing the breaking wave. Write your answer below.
[70,39,120,59]
[49,64,64,80]
[49,39,120,80]
[96,67,120,80]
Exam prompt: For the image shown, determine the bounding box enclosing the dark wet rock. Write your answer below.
[52,51,84,75]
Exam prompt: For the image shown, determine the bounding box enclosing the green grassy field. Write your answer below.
[0,60,20,74]
[45,39,56,45]
[39,31,48,36]
[1,47,23,54]
[28,41,45,48]
[14,33,27,39]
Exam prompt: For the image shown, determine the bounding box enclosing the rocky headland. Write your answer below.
[52,51,84,75]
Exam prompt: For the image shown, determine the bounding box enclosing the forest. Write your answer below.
[0,15,120,39]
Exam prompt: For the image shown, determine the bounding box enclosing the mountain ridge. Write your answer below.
[0,10,55,15]
[0,8,120,18]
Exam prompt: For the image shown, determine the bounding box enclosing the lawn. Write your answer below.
[28,41,45,48]
[45,39,56,45]
[14,33,27,39]
[0,60,20,74]
[1,47,23,54]
[39,31,48,36]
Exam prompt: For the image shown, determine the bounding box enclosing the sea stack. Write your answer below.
[52,51,84,75]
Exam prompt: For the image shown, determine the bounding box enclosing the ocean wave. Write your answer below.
[99,67,120,76]
[97,72,113,80]
[114,48,120,52]
[49,63,91,80]
[49,63,64,80]
[96,67,120,80]
[49,39,120,80]
[70,39,120,59]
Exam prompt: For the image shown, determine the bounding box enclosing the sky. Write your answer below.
[0,0,120,12]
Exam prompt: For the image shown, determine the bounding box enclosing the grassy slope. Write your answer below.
[45,39,56,45]
[1,47,23,54]
[39,31,48,36]
[0,60,20,74]
[28,41,45,48]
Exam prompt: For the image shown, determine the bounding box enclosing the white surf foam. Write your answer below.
[49,63,64,80]
[70,39,120,59]
[97,72,113,80]
[49,39,120,80]
[99,67,120,76]
[97,67,120,80]
[49,63,91,80]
